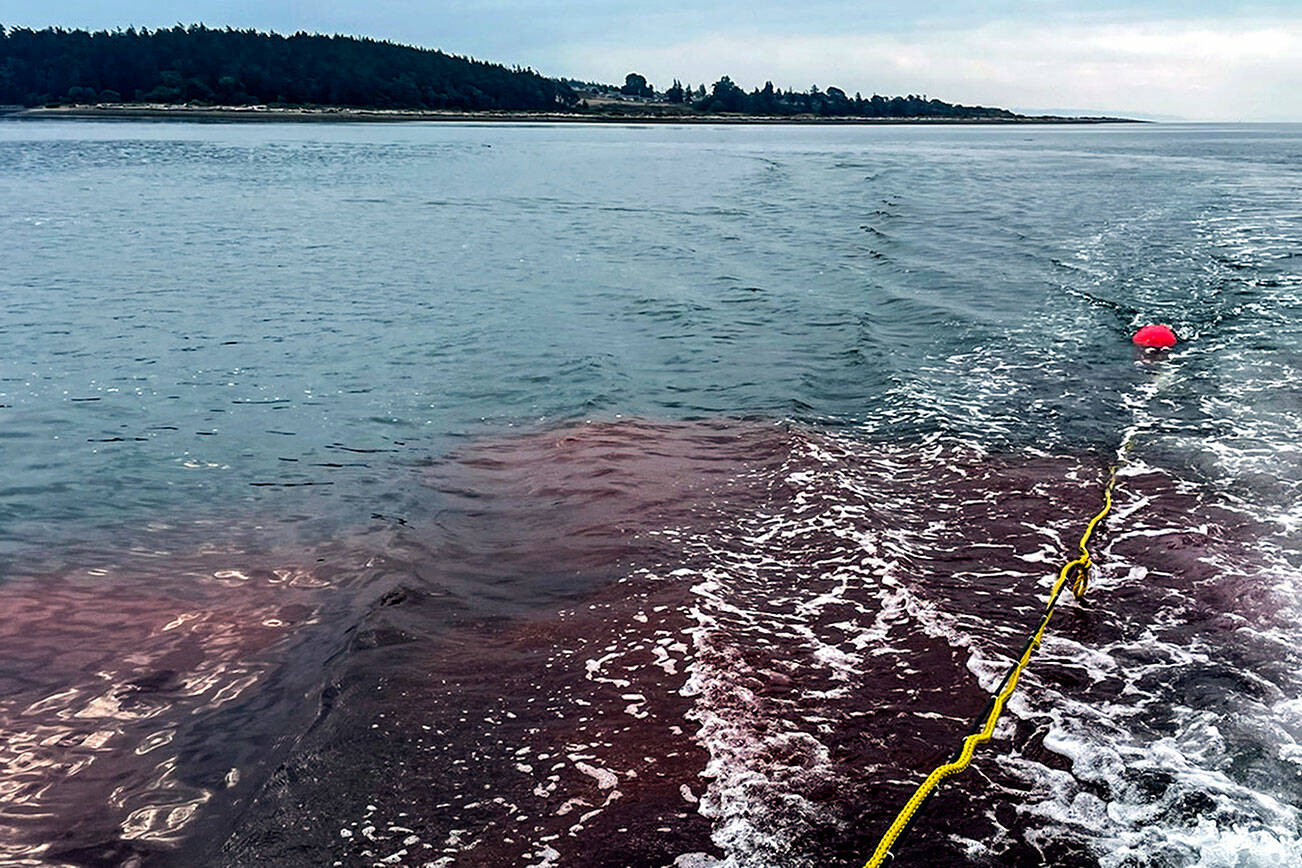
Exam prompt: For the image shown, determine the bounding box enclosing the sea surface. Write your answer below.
[1,119,1300,867]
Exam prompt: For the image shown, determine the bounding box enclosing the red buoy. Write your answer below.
[1132,324,1177,349]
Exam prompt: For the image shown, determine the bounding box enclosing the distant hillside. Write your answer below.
[0,25,577,110]
[0,25,1020,121]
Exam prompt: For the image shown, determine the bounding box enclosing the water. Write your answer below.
[1,119,1299,867]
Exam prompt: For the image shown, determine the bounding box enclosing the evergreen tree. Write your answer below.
[703,76,746,112]
[620,72,652,98]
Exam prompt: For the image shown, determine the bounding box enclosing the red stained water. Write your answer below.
[222,420,1136,866]
[0,552,343,865]
[3,418,1283,867]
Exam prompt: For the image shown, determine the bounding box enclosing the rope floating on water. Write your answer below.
[862,465,1118,868]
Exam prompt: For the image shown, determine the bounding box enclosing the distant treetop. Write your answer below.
[620,73,653,99]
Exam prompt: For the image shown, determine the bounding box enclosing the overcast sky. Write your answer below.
[4,1,1300,120]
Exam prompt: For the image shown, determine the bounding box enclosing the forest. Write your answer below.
[0,25,577,110]
[659,75,1016,119]
[0,25,1018,120]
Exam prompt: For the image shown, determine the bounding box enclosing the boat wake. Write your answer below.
[4,417,1297,867]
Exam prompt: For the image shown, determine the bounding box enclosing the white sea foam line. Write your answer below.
[1022,466,1302,859]
[674,186,1302,861]
[694,347,1298,861]
[672,433,1064,867]
[993,210,1302,862]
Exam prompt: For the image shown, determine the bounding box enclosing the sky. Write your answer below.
[3,1,1300,121]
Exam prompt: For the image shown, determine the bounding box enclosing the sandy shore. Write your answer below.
[6,103,1140,124]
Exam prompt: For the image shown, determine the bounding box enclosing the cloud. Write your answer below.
[550,17,1302,120]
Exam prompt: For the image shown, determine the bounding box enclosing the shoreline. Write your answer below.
[3,103,1144,125]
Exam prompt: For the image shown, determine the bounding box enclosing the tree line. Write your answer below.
[0,25,577,110]
[654,74,1015,119]
[0,25,1017,120]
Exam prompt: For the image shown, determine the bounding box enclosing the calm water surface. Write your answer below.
[1,120,1300,866]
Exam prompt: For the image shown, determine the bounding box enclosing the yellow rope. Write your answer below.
[862,465,1117,868]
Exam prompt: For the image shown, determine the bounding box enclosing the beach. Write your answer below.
[8,102,1139,124]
